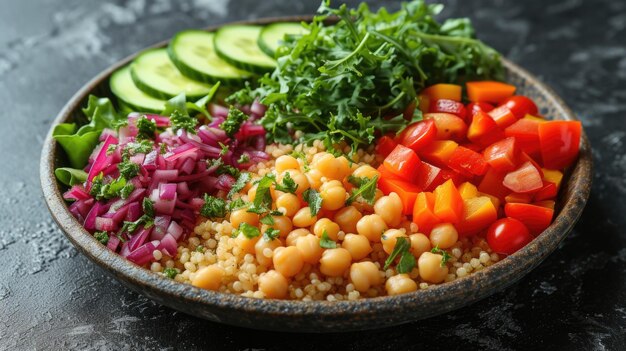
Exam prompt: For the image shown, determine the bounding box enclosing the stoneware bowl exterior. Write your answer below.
[40,17,592,332]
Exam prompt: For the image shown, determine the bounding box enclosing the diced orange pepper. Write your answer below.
[378,177,422,215]
[419,140,459,167]
[423,84,462,102]
[412,192,440,234]
[478,192,501,211]
[458,182,478,199]
[542,169,564,189]
[433,179,464,224]
[478,167,510,201]
[505,192,533,204]
[457,196,498,236]
[466,81,516,104]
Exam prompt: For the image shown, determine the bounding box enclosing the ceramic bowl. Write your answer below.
[40,16,592,332]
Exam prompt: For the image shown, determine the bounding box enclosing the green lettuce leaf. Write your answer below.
[54,167,88,186]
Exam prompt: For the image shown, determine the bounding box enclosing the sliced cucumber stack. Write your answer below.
[214,25,276,74]
[130,48,213,100]
[258,22,307,58]
[110,66,167,113]
[168,30,253,85]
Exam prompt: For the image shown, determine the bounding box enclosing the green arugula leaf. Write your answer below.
[384,236,411,270]
[397,251,416,274]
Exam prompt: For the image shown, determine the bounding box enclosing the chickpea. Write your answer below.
[334,206,362,234]
[275,155,300,173]
[191,265,225,291]
[409,233,431,258]
[273,246,304,277]
[313,154,343,180]
[356,214,387,242]
[255,237,283,266]
[381,229,408,254]
[258,270,289,299]
[312,218,340,241]
[235,233,260,254]
[279,170,310,195]
[230,208,259,229]
[321,186,347,211]
[305,169,324,190]
[319,180,343,192]
[374,192,403,227]
[349,261,382,293]
[247,184,257,202]
[418,252,449,283]
[351,165,379,180]
[292,207,317,227]
[319,248,352,277]
[261,215,293,238]
[385,274,418,295]
[342,234,372,261]
[275,193,300,217]
[429,223,458,249]
[286,228,310,247]
[295,234,323,264]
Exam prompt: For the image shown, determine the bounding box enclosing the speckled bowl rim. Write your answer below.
[40,16,592,332]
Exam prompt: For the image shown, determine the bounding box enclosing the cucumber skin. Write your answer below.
[109,67,166,113]
[129,64,177,100]
[257,35,276,58]
[213,28,276,75]
[166,42,251,86]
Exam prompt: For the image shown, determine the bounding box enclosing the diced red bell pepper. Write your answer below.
[505,118,541,156]
[478,167,511,201]
[423,84,462,102]
[538,121,582,169]
[378,177,422,215]
[412,192,440,234]
[447,146,489,176]
[502,96,539,119]
[376,135,398,158]
[466,81,516,104]
[467,102,495,117]
[488,105,518,129]
[534,182,558,201]
[483,137,518,172]
[396,119,437,152]
[429,99,467,121]
[504,192,533,204]
[467,111,504,147]
[504,203,553,235]
[440,168,467,187]
[424,113,468,142]
[419,140,459,167]
[503,161,543,193]
[383,145,421,182]
[415,161,443,192]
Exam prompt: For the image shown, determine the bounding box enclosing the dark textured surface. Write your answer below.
[1,0,625,349]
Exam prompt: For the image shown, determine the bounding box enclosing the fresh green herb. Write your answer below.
[196,246,205,253]
[225,81,255,106]
[89,174,129,201]
[163,268,178,279]
[238,222,260,239]
[346,175,378,205]
[274,172,298,193]
[136,116,157,139]
[220,106,249,137]
[216,164,240,178]
[120,198,155,234]
[118,160,140,180]
[160,143,168,154]
[263,228,281,241]
[94,231,109,245]
[384,237,415,273]
[218,142,229,156]
[237,154,250,164]
[302,188,323,216]
[112,119,129,131]
[290,150,310,171]
[320,230,337,249]
[231,0,502,152]
[142,198,155,217]
[228,198,247,211]
[170,110,198,134]
[119,183,135,199]
[106,144,118,155]
[260,215,275,225]
[228,172,251,198]
[431,246,452,267]
[247,174,274,214]
[200,194,227,219]
[124,140,153,156]
[269,210,284,216]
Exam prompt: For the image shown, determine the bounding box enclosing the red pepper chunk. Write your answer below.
[483,137,518,172]
[448,146,489,176]
[383,144,421,183]
[430,99,467,121]
[504,203,554,236]
[396,119,437,152]
[376,135,398,158]
[467,111,504,147]
[538,121,582,169]
[503,96,539,119]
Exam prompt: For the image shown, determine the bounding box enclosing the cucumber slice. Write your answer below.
[214,25,276,74]
[258,22,307,58]
[168,30,253,85]
[130,48,212,99]
[110,66,166,113]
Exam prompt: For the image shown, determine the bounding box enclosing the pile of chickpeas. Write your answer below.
[152,141,500,300]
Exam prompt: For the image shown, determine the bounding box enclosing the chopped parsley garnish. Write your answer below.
[106,144,118,156]
[263,228,281,241]
[163,268,178,279]
[238,222,260,239]
[320,230,337,249]
[136,116,156,139]
[302,188,323,216]
[218,142,229,156]
[200,194,227,219]
[119,183,135,199]
[228,198,247,211]
[259,215,275,225]
[431,246,452,267]
[89,173,130,201]
[220,106,249,137]
[291,150,310,171]
[247,174,274,214]
[228,172,250,198]
[346,175,378,205]
[117,160,140,179]
[274,172,298,193]
[237,154,250,164]
[124,140,153,156]
[120,198,155,234]
[384,237,415,273]
[216,164,240,178]
[170,110,198,134]
[142,198,155,217]
[196,246,205,253]
[94,231,109,245]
